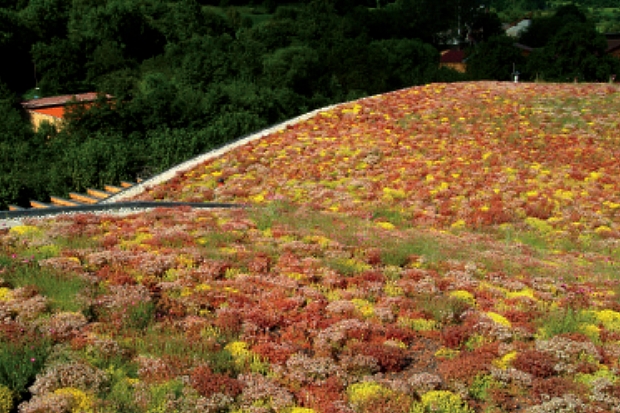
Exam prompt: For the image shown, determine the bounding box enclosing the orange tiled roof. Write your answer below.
[30,107,66,118]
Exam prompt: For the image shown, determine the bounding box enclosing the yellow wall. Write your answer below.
[440,62,467,73]
[27,111,63,132]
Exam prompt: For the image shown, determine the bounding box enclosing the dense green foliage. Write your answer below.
[0,0,619,209]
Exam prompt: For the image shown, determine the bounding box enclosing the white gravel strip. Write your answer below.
[0,219,24,229]
[0,207,154,229]
[102,102,343,203]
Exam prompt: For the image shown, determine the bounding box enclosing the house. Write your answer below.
[20,92,111,131]
[514,43,534,57]
[505,19,532,38]
[606,33,620,59]
[439,49,467,73]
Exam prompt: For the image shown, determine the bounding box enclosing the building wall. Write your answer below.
[440,62,467,73]
[27,110,63,132]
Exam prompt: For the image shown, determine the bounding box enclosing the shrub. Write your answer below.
[190,365,243,398]
[441,324,475,349]
[347,342,407,373]
[29,361,108,396]
[297,376,345,413]
[439,343,499,383]
[531,377,585,404]
[513,350,556,378]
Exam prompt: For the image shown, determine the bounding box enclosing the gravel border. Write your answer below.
[0,202,245,230]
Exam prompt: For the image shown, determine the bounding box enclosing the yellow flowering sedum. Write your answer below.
[53,387,94,413]
[287,408,317,413]
[37,244,60,257]
[575,367,617,387]
[486,312,512,328]
[434,347,460,360]
[224,341,267,373]
[493,351,517,370]
[382,187,407,200]
[505,288,537,301]
[0,288,12,302]
[450,290,476,306]
[0,385,12,413]
[384,282,404,297]
[580,323,601,342]
[524,217,555,234]
[9,225,42,236]
[594,309,620,332]
[225,341,252,360]
[401,318,438,331]
[347,382,393,406]
[351,298,375,318]
[451,219,467,229]
[411,390,474,413]
[375,221,396,230]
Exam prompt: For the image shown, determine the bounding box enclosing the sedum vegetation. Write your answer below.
[1,82,620,412]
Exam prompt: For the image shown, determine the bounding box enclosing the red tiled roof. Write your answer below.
[607,39,620,53]
[21,92,110,109]
[440,49,466,64]
[514,43,534,52]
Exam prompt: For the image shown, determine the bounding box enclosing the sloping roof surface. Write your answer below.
[440,49,466,64]
[21,92,106,109]
[514,43,534,52]
[607,39,620,53]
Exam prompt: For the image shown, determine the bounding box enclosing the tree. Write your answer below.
[370,38,439,89]
[0,83,52,208]
[68,0,166,62]
[467,11,503,44]
[526,22,619,82]
[31,38,88,95]
[467,35,526,80]
[174,34,235,90]
[519,4,588,48]
[19,0,70,39]
[0,8,35,92]
[262,45,321,95]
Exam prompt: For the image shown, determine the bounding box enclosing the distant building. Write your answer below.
[20,92,111,131]
[606,33,620,59]
[439,49,467,73]
[505,19,532,38]
[514,43,535,57]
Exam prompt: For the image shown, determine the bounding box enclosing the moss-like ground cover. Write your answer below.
[1,82,620,412]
